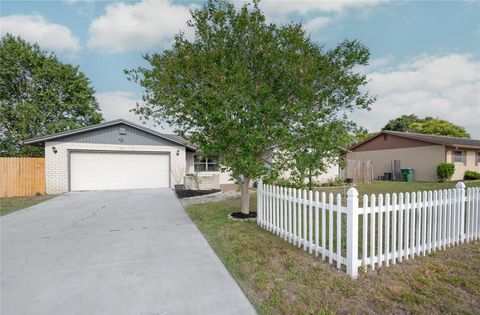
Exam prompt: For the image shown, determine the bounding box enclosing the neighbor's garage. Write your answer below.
[70,152,170,191]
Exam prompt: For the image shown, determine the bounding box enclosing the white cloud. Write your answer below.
[352,53,480,138]
[0,14,80,55]
[303,16,332,33]
[258,0,383,17]
[237,0,386,37]
[87,0,195,53]
[96,91,173,131]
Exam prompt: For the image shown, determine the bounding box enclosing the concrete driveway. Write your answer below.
[1,189,256,315]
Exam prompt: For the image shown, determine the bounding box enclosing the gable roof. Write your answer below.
[350,130,480,151]
[23,119,197,151]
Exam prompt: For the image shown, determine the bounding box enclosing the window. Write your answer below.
[194,155,219,172]
[453,151,463,163]
[476,152,480,165]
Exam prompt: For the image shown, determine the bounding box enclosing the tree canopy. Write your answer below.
[382,115,470,138]
[127,0,374,213]
[0,34,103,157]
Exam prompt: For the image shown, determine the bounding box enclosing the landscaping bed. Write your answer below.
[175,189,221,199]
[186,190,480,314]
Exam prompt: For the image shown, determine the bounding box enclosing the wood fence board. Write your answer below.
[0,157,45,197]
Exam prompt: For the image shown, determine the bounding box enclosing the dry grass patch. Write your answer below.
[0,195,56,216]
[186,194,480,315]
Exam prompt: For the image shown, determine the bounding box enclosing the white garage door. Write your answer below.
[70,152,170,191]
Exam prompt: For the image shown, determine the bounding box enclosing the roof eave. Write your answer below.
[22,119,194,149]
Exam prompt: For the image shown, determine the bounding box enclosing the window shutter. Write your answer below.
[463,151,467,166]
[451,150,454,163]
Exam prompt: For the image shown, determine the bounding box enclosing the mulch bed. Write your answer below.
[229,212,257,219]
[175,189,221,199]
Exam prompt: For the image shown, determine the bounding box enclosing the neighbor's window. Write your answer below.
[194,155,219,172]
[453,151,463,163]
[476,152,480,165]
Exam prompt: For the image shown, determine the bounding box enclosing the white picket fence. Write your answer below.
[256,180,480,278]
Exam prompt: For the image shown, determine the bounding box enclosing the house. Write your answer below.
[24,119,341,194]
[346,130,480,181]
[23,119,235,194]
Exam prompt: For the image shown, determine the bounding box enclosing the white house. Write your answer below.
[24,119,339,194]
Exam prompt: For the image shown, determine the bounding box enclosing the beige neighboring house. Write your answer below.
[346,131,480,182]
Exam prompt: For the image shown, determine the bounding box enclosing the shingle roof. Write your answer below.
[383,131,480,148]
[23,119,197,151]
[350,130,480,151]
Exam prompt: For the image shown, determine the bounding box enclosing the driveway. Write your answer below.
[1,189,256,315]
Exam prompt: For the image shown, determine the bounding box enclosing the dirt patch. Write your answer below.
[175,189,221,199]
[229,212,257,220]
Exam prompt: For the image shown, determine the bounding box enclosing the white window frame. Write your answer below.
[453,151,463,163]
[194,155,219,172]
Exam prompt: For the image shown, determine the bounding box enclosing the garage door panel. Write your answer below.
[70,152,169,191]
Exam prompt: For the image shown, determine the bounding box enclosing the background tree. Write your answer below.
[127,0,373,214]
[382,115,470,138]
[407,118,470,138]
[0,34,103,157]
[382,114,419,132]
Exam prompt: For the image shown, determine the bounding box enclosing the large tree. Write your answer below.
[127,0,373,214]
[0,35,103,157]
[382,114,419,132]
[383,115,470,138]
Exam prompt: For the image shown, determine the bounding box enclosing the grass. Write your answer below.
[186,182,480,314]
[0,195,56,216]
[316,180,480,200]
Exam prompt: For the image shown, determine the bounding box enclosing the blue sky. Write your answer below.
[1,0,479,137]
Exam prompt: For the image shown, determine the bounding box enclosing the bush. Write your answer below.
[436,163,455,182]
[464,170,480,180]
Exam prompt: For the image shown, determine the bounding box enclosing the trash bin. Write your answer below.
[401,168,414,182]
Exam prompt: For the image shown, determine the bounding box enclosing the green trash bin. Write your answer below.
[401,168,414,182]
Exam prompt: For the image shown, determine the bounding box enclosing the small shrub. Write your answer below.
[35,191,43,196]
[436,163,455,182]
[464,170,480,180]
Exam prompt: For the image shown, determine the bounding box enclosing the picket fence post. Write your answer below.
[346,187,359,279]
[257,179,263,225]
[455,182,466,243]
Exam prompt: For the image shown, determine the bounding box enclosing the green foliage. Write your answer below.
[127,0,373,201]
[464,170,480,180]
[383,115,470,138]
[436,163,455,182]
[408,118,470,138]
[383,114,419,132]
[0,34,103,157]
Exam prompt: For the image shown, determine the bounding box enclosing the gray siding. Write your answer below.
[58,124,180,146]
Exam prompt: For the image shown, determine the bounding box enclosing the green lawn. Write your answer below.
[0,195,56,216]
[316,180,480,199]
[186,182,480,314]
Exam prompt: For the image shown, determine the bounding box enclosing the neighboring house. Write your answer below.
[346,130,480,181]
[23,119,234,194]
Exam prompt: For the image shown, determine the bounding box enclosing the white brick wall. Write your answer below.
[45,141,186,194]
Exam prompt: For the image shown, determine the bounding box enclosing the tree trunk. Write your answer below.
[240,176,250,215]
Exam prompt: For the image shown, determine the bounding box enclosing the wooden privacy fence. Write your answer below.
[344,159,373,184]
[0,157,45,197]
[256,180,480,278]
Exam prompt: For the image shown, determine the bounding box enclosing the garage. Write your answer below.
[70,151,170,191]
[23,119,197,194]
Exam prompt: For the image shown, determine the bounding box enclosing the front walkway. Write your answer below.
[1,189,256,315]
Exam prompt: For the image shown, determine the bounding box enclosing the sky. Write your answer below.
[1,0,479,137]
